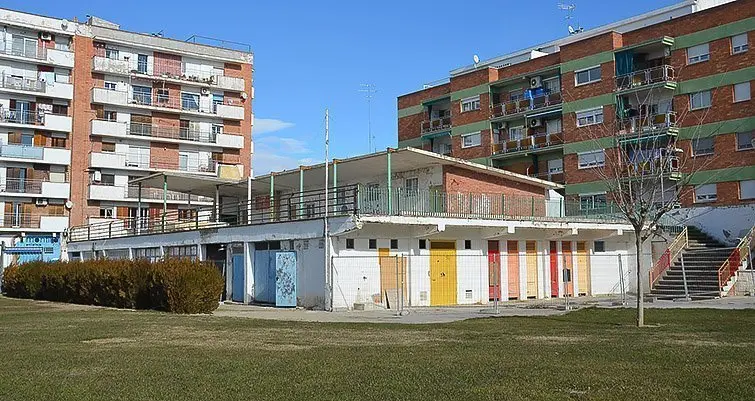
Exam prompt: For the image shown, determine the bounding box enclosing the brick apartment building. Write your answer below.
[0,9,253,263]
[398,0,754,212]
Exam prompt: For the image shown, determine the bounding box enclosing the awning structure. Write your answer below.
[129,172,249,199]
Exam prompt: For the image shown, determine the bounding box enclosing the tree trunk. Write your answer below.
[635,231,644,327]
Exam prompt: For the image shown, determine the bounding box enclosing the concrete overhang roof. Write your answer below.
[129,172,248,199]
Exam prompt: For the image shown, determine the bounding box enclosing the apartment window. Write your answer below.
[345,238,355,249]
[460,96,480,112]
[580,193,607,210]
[691,137,714,156]
[181,92,200,111]
[736,131,754,150]
[419,239,427,249]
[103,110,117,121]
[211,124,223,137]
[212,94,224,112]
[694,183,717,203]
[51,136,66,148]
[102,142,116,153]
[137,54,148,74]
[576,107,604,127]
[156,88,170,104]
[578,150,605,169]
[548,158,564,174]
[509,90,524,102]
[52,104,68,115]
[390,239,398,250]
[404,177,418,196]
[733,82,751,102]
[740,180,755,200]
[133,247,160,262]
[594,241,606,253]
[546,118,562,134]
[132,86,152,105]
[575,66,601,86]
[464,240,472,250]
[508,126,525,141]
[543,77,560,93]
[104,81,117,91]
[165,245,198,261]
[104,48,119,60]
[368,239,377,249]
[689,90,712,110]
[687,43,710,64]
[731,33,749,55]
[461,132,482,148]
[100,174,115,186]
[99,207,115,218]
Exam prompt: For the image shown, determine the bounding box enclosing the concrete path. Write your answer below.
[213,295,755,324]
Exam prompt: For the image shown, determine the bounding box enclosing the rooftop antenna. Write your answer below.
[151,30,164,37]
[358,83,377,153]
[558,3,583,35]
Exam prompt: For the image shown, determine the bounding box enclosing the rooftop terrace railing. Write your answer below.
[68,186,629,242]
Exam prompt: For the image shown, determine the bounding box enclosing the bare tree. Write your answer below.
[564,61,737,327]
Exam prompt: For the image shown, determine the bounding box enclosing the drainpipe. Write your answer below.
[387,149,392,215]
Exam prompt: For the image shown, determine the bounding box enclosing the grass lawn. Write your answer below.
[1,297,754,401]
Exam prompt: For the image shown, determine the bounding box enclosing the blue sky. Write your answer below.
[10,0,679,174]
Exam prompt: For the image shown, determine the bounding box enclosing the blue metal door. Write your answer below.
[231,252,245,302]
[275,251,297,307]
[253,250,276,304]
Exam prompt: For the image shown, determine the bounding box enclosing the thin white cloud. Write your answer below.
[256,136,310,154]
[253,135,319,175]
[254,118,295,135]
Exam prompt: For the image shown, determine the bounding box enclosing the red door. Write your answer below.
[549,241,559,297]
[488,240,501,301]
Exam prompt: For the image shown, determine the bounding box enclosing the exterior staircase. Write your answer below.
[649,227,734,300]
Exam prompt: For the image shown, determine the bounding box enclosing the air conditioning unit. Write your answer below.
[529,118,543,128]
[530,76,542,89]
[36,198,48,206]
[93,171,102,182]
[200,88,210,95]
[39,32,53,41]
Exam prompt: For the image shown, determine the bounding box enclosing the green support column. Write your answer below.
[299,167,304,218]
[332,160,338,212]
[387,149,392,215]
[270,173,275,221]
[162,175,167,232]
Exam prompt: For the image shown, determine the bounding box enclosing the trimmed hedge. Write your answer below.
[1,258,224,314]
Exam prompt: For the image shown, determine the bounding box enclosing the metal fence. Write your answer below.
[331,252,634,311]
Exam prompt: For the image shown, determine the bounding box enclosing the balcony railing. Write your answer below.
[624,156,680,178]
[1,211,65,229]
[616,112,677,138]
[492,132,564,155]
[490,92,562,119]
[0,74,45,93]
[125,186,213,203]
[526,171,565,184]
[420,116,452,135]
[0,178,44,194]
[129,122,217,143]
[0,108,42,125]
[0,144,44,160]
[615,65,675,92]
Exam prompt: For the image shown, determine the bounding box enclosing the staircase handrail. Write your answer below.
[717,225,755,288]
[649,227,688,287]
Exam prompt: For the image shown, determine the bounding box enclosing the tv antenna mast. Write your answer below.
[358,83,377,153]
[558,3,583,35]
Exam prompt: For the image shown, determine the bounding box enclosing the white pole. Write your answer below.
[324,108,332,311]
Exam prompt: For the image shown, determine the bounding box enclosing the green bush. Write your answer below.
[1,258,223,314]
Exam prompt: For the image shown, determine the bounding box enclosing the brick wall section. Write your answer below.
[237,62,253,177]
[452,129,492,160]
[397,83,450,110]
[398,113,425,142]
[452,92,489,126]
[679,133,754,172]
[494,53,561,81]
[150,142,179,169]
[151,112,178,129]
[561,62,615,102]
[560,32,621,62]
[675,81,754,127]
[449,68,493,92]
[152,82,180,104]
[69,35,96,226]
[443,165,544,197]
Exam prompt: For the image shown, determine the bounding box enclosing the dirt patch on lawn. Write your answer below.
[513,335,591,344]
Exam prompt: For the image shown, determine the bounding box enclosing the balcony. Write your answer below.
[91,88,245,120]
[89,184,213,203]
[490,92,562,120]
[0,178,70,198]
[615,65,675,93]
[0,108,72,132]
[526,171,565,184]
[0,213,69,232]
[0,144,70,164]
[616,112,678,140]
[0,74,73,99]
[91,55,246,92]
[623,156,681,181]
[492,132,564,156]
[89,152,217,174]
[91,120,244,149]
[0,42,74,68]
[420,116,452,136]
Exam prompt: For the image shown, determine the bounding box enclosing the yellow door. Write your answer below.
[430,241,457,305]
[576,241,591,296]
[525,241,538,298]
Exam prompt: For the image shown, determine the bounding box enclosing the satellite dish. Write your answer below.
[65,200,74,209]
[61,19,69,30]
[473,54,480,65]
[568,25,576,35]
[241,92,249,100]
